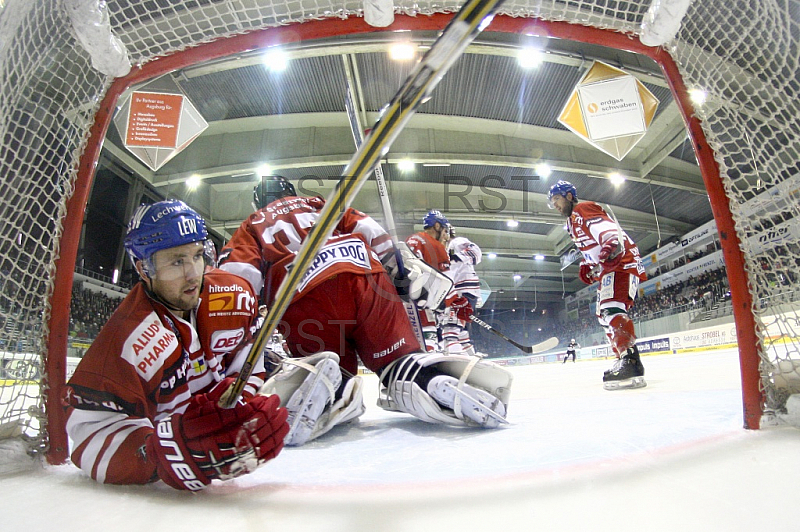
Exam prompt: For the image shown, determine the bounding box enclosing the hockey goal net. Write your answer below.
[1,0,798,468]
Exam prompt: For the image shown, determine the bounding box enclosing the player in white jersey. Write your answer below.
[441,233,483,355]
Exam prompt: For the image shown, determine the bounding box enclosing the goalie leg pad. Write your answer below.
[259,352,353,446]
[307,374,366,441]
[377,352,512,428]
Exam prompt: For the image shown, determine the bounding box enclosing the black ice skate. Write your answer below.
[602,346,646,390]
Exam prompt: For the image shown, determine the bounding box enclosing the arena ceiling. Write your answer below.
[99,21,712,306]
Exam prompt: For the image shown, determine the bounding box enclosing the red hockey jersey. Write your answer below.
[218,196,393,305]
[566,201,646,280]
[406,231,451,273]
[63,270,262,485]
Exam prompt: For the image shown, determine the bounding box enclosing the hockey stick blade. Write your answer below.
[470,315,558,354]
[218,0,506,408]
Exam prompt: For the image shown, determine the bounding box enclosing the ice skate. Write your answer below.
[427,375,507,428]
[602,346,646,390]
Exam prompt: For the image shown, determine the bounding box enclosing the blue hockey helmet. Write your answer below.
[423,209,449,229]
[547,180,577,208]
[253,175,297,209]
[124,200,208,269]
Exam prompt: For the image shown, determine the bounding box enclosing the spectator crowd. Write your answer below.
[69,285,124,339]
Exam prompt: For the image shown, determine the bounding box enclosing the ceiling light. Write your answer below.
[397,159,415,171]
[534,254,545,261]
[517,47,543,69]
[263,49,288,72]
[507,219,519,228]
[257,164,272,176]
[186,174,201,190]
[487,252,497,259]
[688,88,707,106]
[389,43,416,61]
[535,163,552,179]
[513,274,521,281]
[608,172,626,185]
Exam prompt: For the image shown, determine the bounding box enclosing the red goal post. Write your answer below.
[1,1,795,469]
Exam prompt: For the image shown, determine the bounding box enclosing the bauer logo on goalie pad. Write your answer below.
[121,312,179,381]
[296,238,372,293]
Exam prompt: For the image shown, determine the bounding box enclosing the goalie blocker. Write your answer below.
[382,242,453,310]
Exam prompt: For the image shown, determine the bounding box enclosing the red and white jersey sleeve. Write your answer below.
[218,196,391,304]
[567,202,646,280]
[446,237,481,299]
[405,231,451,273]
[62,270,260,485]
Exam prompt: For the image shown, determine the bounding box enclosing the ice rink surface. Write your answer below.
[5,348,800,532]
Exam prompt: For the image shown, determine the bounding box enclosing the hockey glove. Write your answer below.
[578,262,599,285]
[146,383,289,491]
[598,237,623,274]
[449,295,474,322]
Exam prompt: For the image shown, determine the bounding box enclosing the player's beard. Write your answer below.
[149,274,203,317]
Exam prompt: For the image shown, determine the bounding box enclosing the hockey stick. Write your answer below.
[470,315,558,354]
[343,73,428,348]
[218,0,506,408]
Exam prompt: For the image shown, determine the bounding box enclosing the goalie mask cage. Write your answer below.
[0,0,797,466]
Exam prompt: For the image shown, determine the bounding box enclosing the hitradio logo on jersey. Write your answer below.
[207,284,255,315]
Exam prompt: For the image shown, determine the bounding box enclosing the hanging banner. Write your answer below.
[115,90,208,171]
[125,92,183,148]
[558,61,659,161]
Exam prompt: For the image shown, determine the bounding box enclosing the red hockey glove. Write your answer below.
[450,296,473,322]
[146,389,289,491]
[598,237,623,274]
[578,262,599,285]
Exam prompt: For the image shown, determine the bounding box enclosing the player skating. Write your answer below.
[219,178,511,444]
[563,338,579,363]
[548,181,647,389]
[63,200,289,490]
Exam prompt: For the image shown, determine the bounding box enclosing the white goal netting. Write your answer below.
[0,0,798,466]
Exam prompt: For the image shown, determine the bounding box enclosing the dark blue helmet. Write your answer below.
[548,180,577,207]
[253,175,296,209]
[423,209,449,229]
[124,200,208,266]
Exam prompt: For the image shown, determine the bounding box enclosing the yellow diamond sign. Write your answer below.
[558,61,659,161]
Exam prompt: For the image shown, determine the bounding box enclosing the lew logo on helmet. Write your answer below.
[177,218,197,237]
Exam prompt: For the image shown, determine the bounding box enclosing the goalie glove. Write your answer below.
[382,242,453,309]
[146,379,289,491]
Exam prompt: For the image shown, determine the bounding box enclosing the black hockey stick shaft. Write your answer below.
[219,0,506,408]
[470,315,550,354]
[344,80,427,347]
